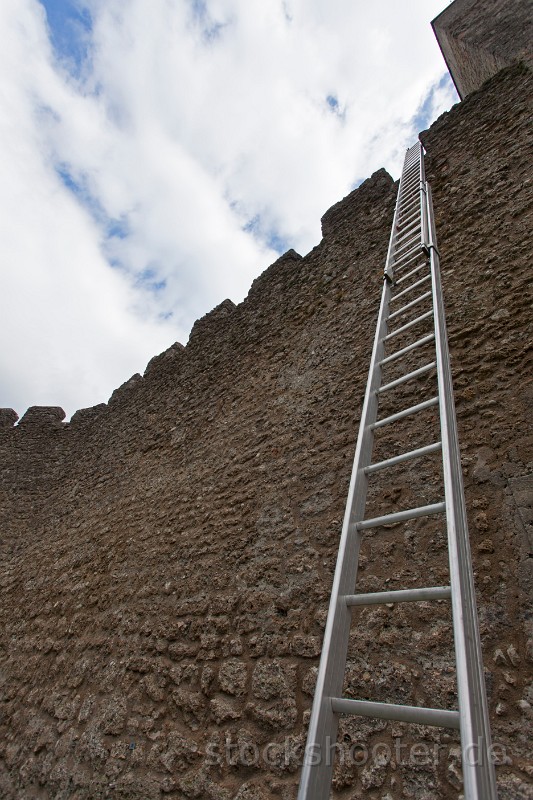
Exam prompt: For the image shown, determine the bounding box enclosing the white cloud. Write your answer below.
[0,0,457,419]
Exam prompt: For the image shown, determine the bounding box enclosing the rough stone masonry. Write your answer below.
[0,63,532,800]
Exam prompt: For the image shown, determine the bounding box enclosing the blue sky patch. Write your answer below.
[107,218,129,240]
[136,267,167,294]
[326,94,345,121]
[56,163,106,223]
[57,165,133,274]
[189,0,229,42]
[243,214,260,235]
[412,73,458,133]
[39,0,93,78]
[266,230,289,254]
[243,214,289,255]
[56,164,82,195]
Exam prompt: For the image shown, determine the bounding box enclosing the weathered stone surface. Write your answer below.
[0,62,532,798]
[219,659,248,696]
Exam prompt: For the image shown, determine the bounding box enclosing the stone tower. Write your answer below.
[432,0,533,98]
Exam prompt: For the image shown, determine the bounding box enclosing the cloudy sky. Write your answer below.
[0,0,458,420]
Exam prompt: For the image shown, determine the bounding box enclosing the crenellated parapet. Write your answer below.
[0,408,18,428]
[320,168,395,242]
[69,402,107,429]
[17,405,66,428]
[246,249,303,304]
[144,341,185,378]
[0,405,67,432]
[187,298,237,348]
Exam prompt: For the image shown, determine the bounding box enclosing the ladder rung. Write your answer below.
[398,186,420,199]
[397,189,420,207]
[364,441,441,474]
[393,243,421,265]
[395,262,428,285]
[385,309,433,340]
[400,180,420,198]
[394,223,421,245]
[390,274,431,304]
[396,216,419,235]
[380,333,435,365]
[400,174,419,189]
[356,502,446,530]
[398,185,419,202]
[393,234,420,254]
[395,217,420,238]
[403,160,420,174]
[400,173,420,190]
[397,198,420,218]
[394,226,421,247]
[396,223,418,240]
[345,585,451,606]
[331,698,460,730]
[389,290,432,321]
[399,178,421,194]
[396,208,419,229]
[378,361,435,393]
[392,250,427,275]
[372,396,439,429]
[391,258,427,282]
[394,230,422,254]
[401,169,419,181]
[391,243,425,269]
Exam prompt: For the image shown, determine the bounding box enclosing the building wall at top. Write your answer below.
[432,0,533,98]
[0,64,532,800]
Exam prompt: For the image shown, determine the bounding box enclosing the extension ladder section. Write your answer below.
[297,142,497,800]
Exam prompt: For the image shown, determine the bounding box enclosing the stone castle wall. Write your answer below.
[0,64,532,800]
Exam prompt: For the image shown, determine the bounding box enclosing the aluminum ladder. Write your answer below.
[297,142,497,800]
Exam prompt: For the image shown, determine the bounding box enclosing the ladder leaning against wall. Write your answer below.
[297,142,498,800]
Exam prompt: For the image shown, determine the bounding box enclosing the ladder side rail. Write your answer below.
[297,276,392,800]
[297,146,424,799]
[385,142,422,281]
[420,150,429,248]
[396,142,425,257]
[298,143,425,800]
[425,182,498,800]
